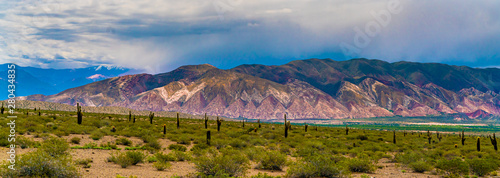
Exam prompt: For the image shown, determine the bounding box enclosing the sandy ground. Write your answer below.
[1,134,498,178]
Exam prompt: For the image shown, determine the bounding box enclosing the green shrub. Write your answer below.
[168,144,187,152]
[287,154,345,177]
[467,158,498,176]
[153,161,171,171]
[257,150,287,171]
[1,138,78,178]
[90,130,104,140]
[116,138,133,146]
[16,137,40,148]
[155,152,177,162]
[409,161,432,173]
[357,135,368,140]
[39,137,70,158]
[173,151,192,161]
[436,158,469,176]
[108,151,146,168]
[126,151,146,165]
[115,153,133,168]
[70,137,81,144]
[345,158,374,173]
[194,148,249,177]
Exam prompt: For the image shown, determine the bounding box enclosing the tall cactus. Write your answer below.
[1,103,5,114]
[77,103,83,125]
[393,130,396,144]
[163,124,166,134]
[460,130,466,146]
[489,133,497,151]
[128,111,132,122]
[477,137,481,151]
[242,118,245,128]
[216,116,222,132]
[304,123,308,132]
[133,115,136,123]
[437,131,442,142]
[176,112,180,129]
[149,112,154,124]
[427,130,432,144]
[346,125,349,135]
[285,121,290,138]
[204,113,208,129]
[258,119,261,128]
[207,131,211,145]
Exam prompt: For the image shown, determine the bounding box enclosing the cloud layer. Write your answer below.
[1,0,499,73]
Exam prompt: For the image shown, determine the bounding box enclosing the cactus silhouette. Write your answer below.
[128,111,132,122]
[489,133,497,151]
[346,125,349,135]
[477,137,481,151]
[149,112,154,124]
[393,130,396,144]
[207,131,211,145]
[460,130,466,146]
[77,103,83,125]
[216,116,222,132]
[204,113,208,129]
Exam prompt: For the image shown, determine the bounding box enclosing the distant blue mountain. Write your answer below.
[0,64,130,100]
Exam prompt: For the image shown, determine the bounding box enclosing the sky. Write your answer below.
[0,0,499,74]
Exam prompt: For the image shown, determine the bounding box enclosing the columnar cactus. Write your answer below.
[285,121,290,138]
[1,103,4,114]
[216,116,222,132]
[242,118,245,128]
[477,137,481,151]
[149,112,154,124]
[460,130,466,146]
[176,112,180,129]
[304,123,308,132]
[346,125,349,135]
[489,133,497,151]
[258,119,261,128]
[204,113,208,129]
[207,131,211,145]
[393,130,396,144]
[133,115,136,123]
[427,130,432,144]
[128,111,132,122]
[77,103,83,125]
[437,131,442,142]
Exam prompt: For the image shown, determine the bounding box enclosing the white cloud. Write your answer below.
[0,0,499,71]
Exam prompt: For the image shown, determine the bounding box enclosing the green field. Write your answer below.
[0,108,499,177]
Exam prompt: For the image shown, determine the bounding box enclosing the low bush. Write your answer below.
[70,137,81,144]
[168,144,187,152]
[287,154,346,177]
[256,150,287,171]
[194,148,249,177]
[467,158,498,177]
[345,158,374,173]
[409,161,432,173]
[436,158,469,177]
[116,138,133,146]
[153,161,171,171]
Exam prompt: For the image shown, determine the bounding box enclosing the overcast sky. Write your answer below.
[0,0,499,73]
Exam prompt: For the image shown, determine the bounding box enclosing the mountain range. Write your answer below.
[0,64,130,100]
[20,58,500,120]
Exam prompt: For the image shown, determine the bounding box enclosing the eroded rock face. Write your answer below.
[26,59,500,120]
